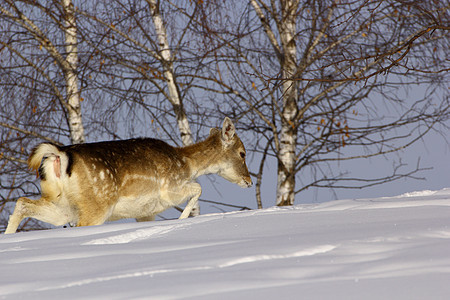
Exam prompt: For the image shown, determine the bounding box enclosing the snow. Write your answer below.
[1,188,450,299]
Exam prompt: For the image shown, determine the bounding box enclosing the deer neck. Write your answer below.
[178,133,223,179]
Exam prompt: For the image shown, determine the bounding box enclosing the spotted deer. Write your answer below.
[5,117,252,234]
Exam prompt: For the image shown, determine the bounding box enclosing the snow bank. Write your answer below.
[1,189,450,299]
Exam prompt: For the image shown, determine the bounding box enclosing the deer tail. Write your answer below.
[28,143,67,180]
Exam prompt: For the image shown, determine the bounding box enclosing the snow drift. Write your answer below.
[1,188,450,299]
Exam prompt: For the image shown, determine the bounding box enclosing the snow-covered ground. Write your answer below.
[1,188,450,299]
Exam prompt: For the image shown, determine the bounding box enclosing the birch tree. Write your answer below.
[250,0,300,205]
[0,0,87,230]
[76,0,201,143]
[196,0,449,206]
[0,0,85,144]
[76,0,213,215]
[146,0,199,215]
[147,0,193,146]
[61,0,85,144]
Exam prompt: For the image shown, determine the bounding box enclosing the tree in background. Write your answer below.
[197,0,449,206]
[0,0,87,230]
[75,0,215,215]
[0,0,216,230]
[0,0,85,144]
[1,0,448,232]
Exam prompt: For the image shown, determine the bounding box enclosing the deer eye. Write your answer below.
[240,152,246,159]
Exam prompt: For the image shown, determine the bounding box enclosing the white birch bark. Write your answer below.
[147,0,198,215]
[62,0,85,144]
[276,0,299,206]
[147,0,193,147]
[1,0,85,144]
[251,0,299,205]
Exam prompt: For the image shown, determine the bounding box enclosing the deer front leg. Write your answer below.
[179,182,202,219]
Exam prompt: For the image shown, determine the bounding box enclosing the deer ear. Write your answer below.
[209,128,220,136]
[221,117,235,144]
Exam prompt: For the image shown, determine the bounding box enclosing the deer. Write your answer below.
[5,117,252,234]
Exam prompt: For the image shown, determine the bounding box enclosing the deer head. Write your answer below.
[215,117,253,188]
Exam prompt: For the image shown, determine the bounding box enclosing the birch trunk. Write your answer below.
[62,0,85,144]
[147,0,193,147]
[0,0,85,144]
[250,0,299,206]
[147,0,198,215]
[276,0,298,206]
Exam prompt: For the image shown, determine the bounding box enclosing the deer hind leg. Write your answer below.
[5,196,71,234]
